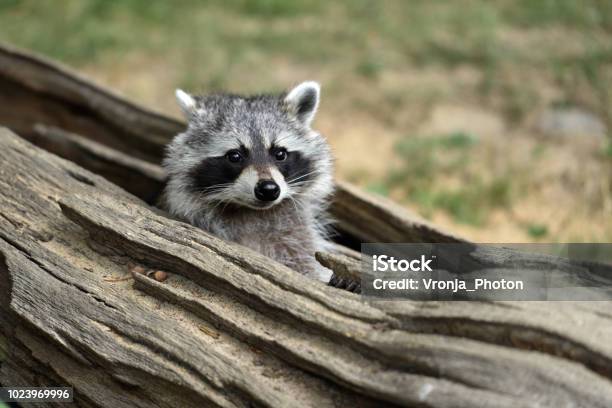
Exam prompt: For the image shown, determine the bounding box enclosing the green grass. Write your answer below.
[409,178,512,225]
[356,58,384,79]
[527,223,549,239]
[2,0,611,107]
[391,131,477,179]
[383,131,514,226]
[2,0,611,123]
[604,141,612,158]
[501,0,612,29]
[366,182,390,197]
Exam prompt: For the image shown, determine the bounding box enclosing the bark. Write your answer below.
[1,45,612,407]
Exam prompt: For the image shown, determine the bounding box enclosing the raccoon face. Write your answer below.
[163,81,333,215]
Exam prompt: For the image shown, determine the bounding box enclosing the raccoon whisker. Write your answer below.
[286,195,302,218]
[200,183,233,194]
[287,169,321,182]
[288,177,306,182]
[211,199,234,216]
[196,192,220,204]
[205,192,234,213]
[287,181,315,189]
[286,194,308,215]
[287,181,314,189]
[198,191,220,201]
[218,199,233,215]
[287,190,315,197]
[287,198,311,220]
[191,188,232,204]
[286,170,321,184]
[207,199,225,215]
[205,185,232,192]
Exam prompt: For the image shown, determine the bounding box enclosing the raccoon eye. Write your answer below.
[274,148,288,161]
[226,150,243,163]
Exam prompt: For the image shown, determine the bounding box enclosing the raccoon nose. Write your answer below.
[254,180,280,202]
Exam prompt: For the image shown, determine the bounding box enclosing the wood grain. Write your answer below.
[1,43,612,407]
[2,128,612,407]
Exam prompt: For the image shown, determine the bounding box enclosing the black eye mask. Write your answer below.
[189,155,246,195]
[277,151,314,185]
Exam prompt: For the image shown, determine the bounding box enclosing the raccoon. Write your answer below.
[162,81,334,282]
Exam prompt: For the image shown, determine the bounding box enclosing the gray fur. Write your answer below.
[162,81,334,281]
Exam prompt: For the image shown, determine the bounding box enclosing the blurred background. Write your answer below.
[1,0,611,242]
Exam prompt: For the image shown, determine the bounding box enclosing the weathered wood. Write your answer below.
[0,129,378,407]
[331,181,464,244]
[2,129,612,407]
[317,247,612,379]
[0,43,463,245]
[0,43,181,161]
[32,124,165,201]
[316,251,362,292]
[2,44,612,407]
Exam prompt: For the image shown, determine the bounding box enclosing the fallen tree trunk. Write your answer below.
[3,128,612,407]
[1,45,612,407]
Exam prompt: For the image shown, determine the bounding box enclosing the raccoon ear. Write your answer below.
[175,89,197,119]
[284,81,320,126]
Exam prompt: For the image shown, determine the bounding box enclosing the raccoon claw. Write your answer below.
[328,274,361,294]
[345,280,361,293]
